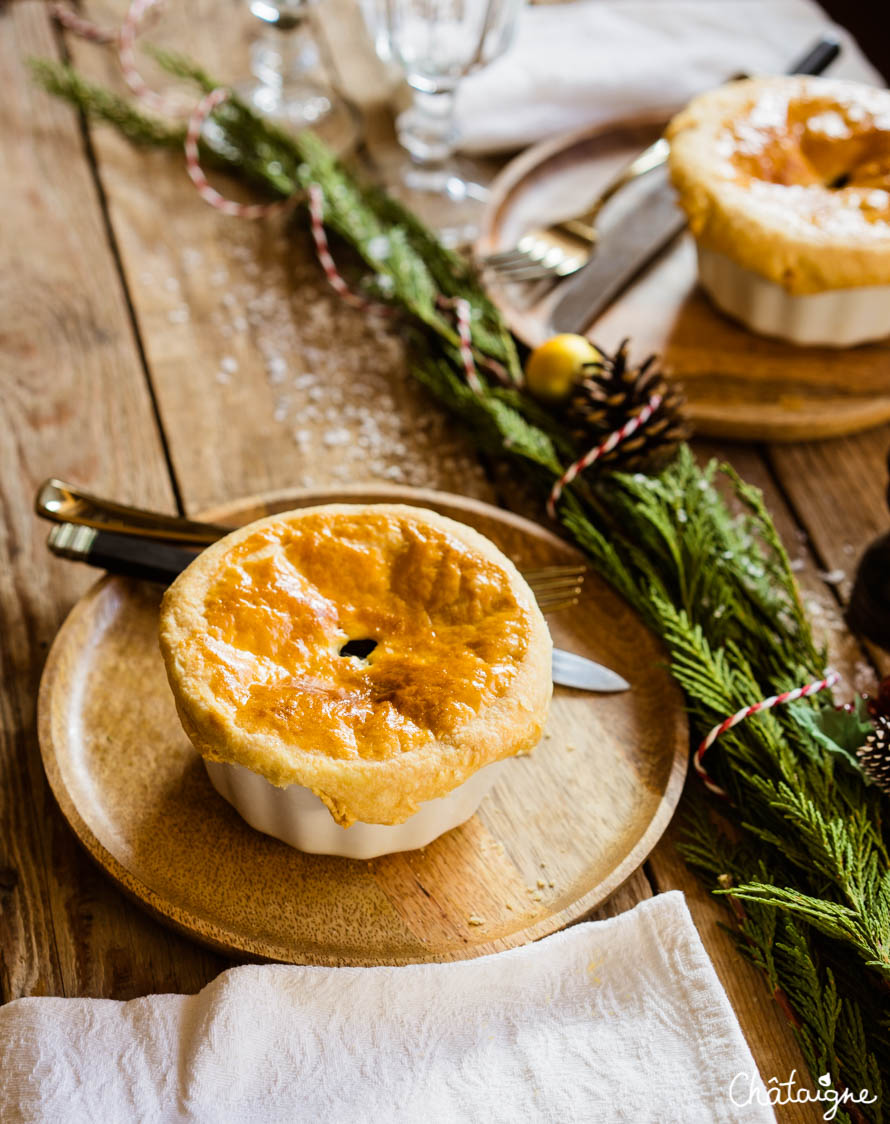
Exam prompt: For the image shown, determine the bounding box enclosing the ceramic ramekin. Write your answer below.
[697,247,890,347]
[204,757,509,860]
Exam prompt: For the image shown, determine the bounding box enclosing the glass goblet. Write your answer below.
[361,0,526,246]
[239,0,359,154]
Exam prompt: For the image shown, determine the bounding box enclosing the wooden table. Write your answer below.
[2,3,887,1119]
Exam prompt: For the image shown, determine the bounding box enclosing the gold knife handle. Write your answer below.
[34,479,232,545]
[555,136,671,245]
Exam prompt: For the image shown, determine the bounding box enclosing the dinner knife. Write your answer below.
[46,523,630,693]
[549,35,842,336]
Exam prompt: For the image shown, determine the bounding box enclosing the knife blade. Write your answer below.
[46,524,630,693]
[551,648,629,692]
[550,35,841,336]
[550,171,684,335]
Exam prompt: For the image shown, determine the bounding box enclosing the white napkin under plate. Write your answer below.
[456,0,882,153]
[0,892,776,1123]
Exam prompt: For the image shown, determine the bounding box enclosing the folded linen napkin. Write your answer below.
[456,0,882,153]
[0,892,775,1123]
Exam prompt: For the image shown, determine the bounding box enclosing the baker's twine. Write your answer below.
[54,0,193,116]
[693,671,840,797]
[546,394,662,519]
[185,88,298,220]
[53,0,838,779]
[50,2,117,44]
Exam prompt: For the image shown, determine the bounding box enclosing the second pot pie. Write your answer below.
[667,75,890,295]
[666,75,890,344]
[159,504,552,827]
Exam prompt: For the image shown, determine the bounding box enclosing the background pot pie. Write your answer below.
[667,76,890,345]
[159,503,552,845]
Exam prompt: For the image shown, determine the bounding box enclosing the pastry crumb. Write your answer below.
[566,743,576,752]
[505,902,514,910]
[468,915,485,926]
[536,878,546,889]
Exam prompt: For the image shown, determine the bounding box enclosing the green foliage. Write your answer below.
[32,55,890,1119]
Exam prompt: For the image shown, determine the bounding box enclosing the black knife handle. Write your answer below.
[787,35,841,77]
[48,524,198,584]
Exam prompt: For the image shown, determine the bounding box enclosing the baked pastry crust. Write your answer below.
[667,76,890,294]
[159,504,552,826]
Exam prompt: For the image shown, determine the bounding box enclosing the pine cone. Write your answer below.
[563,340,690,472]
[858,714,890,794]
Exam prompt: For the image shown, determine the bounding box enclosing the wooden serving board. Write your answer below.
[38,485,687,966]
[477,118,890,442]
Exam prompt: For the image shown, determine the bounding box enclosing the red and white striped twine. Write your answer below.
[53,0,191,117]
[693,670,840,797]
[117,0,192,117]
[306,183,388,310]
[546,393,662,518]
[306,188,483,391]
[185,88,297,220]
[50,2,116,44]
[439,297,483,394]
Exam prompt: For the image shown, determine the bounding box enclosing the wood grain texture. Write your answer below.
[769,427,890,679]
[477,118,890,442]
[0,0,225,1003]
[69,0,491,514]
[9,4,884,1118]
[38,487,687,965]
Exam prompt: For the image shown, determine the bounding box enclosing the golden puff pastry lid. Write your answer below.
[159,504,552,826]
[667,76,890,293]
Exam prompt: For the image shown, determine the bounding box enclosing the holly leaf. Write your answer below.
[789,697,875,784]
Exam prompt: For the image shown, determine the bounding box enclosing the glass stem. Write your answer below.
[397,87,458,165]
[251,20,320,91]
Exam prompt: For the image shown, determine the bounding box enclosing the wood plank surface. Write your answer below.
[0,0,224,1002]
[68,0,490,513]
[4,1,889,1120]
[770,429,890,680]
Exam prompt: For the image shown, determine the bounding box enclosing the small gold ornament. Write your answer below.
[525,334,601,402]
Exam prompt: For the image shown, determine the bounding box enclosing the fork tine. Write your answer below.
[522,565,587,580]
[526,564,586,612]
[490,262,564,283]
[529,583,584,601]
[526,571,584,587]
[482,248,537,267]
[533,592,580,613]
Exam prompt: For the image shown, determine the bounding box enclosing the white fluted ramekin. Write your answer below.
[204,757,509,860]
[697,247,890,347]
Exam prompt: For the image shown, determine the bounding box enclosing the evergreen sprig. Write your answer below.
[33,53,890,1121]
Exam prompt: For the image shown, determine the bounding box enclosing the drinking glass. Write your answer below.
[361,0,525,245]
[238,0,359,153]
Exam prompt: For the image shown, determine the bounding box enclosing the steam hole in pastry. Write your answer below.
[340,638,378,660]
[829,172,851,189]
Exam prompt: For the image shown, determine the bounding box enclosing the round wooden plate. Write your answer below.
[38,484,687,966]
[476,117,890,443]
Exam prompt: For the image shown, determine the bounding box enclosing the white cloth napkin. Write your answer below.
[456,0,882,153]
[0,892,775,1123]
